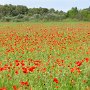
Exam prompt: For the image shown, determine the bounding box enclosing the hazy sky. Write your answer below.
[0,0,90,11]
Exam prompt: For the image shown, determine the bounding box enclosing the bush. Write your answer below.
[0,17,12,22]
[22,16,29,21]
[15,14,24,19]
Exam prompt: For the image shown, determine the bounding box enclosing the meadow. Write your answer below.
[0,22,90,90]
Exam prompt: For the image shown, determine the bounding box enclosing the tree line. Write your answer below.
[0,4,90,22]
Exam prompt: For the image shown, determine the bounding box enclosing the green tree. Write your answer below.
[80,9,90,21]
[15,5,28,15]
[67,7,78,18]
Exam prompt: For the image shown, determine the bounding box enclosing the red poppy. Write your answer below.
[0,87,7,90]
[15,60,20,66]
[22,67,28,74]
[0,68,3,72]
[13,85,17,90]
[15,70,19,75]
[85,58,89,62]
[20,81,29,86]
[70,68,75,73]
[28,66,36,72]
[75,61,82,66]
[53,78,59,84]
[21,60,25,67]
[76,68,81,74]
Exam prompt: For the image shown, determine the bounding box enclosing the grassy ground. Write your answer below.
[0,22,90,90]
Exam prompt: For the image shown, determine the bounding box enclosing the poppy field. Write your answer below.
[0,22,90,90]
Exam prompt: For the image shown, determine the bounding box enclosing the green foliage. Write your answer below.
[0,4,90,22]
[80,9,90,21]
[0,17,12,22]
[66,7,90,21]
[66,7,78,18]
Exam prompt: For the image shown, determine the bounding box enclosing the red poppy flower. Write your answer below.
[76,68,81,74]
[53,78,59,84]
[13,85,17,90]
[15,60,20,66]
[75,61,82,66]
[22,67,28,74]
[15,70,19,75]
[85,58,89,62]
[20,81,29,86]
[70,68,75,73]
[28,66,36,72]
[0,87,7,90]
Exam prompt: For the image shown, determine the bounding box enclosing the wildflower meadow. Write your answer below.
[0,22,90,90]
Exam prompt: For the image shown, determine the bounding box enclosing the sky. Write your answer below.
[0,0,90,12]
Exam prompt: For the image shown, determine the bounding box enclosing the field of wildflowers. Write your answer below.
[0,22,90,90]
